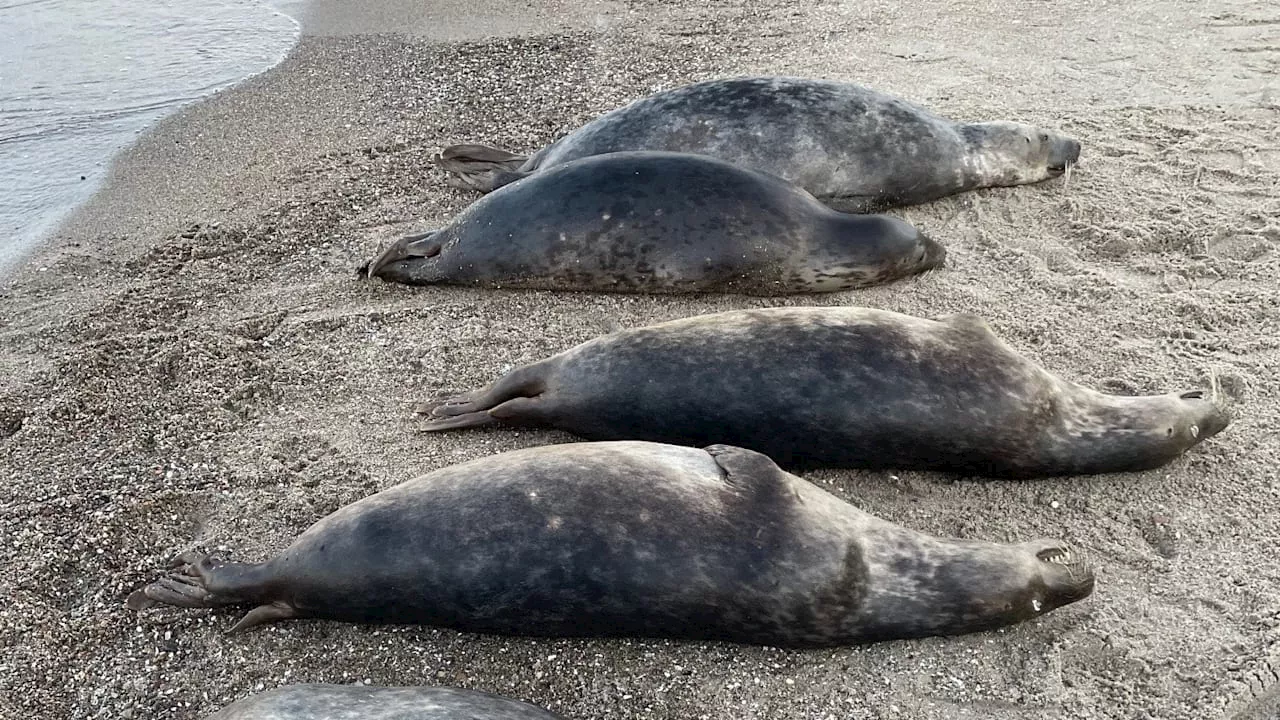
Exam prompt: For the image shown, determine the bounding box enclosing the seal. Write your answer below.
[435,76,1082,212]
[128,441,1094,646]
[205,684,566,720]
[418,307,1230,478]
[363,151,944,295]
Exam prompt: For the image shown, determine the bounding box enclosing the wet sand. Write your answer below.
[1,0,1279,718]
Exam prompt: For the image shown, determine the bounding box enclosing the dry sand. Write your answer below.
[1,0,1278,718]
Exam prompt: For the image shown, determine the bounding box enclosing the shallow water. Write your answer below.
[0,0,299,277]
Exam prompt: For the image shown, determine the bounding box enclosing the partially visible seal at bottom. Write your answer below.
[1224,653,1280,720]
[206,684,566,720]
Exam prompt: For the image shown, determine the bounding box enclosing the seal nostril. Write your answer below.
[1180,390,1205,400]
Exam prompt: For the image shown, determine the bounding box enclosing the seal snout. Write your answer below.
[1027,539,1095,609]
[918,231,947,270]
[1176,387,1231,442]
[1047,136,1082,175]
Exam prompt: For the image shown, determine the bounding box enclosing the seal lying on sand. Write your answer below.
[436,76,1082,212]
[363,151,944,295]
[129,441,1093,646]
[419,307,1229,478]
[205,684,566,720]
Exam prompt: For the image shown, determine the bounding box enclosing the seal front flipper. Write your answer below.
[705,444,786,487]
[434,143,530,192]
[417,362,553,431]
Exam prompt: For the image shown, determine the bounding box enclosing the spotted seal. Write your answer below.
[436,76,1082,212]
[204,684,566,720]
[363,151,944,295]
[128,441,1093,646]
[418,307,1229,478]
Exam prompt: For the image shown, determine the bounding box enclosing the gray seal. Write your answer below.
[436,76,1082,212]
[418,307,1230,478]
[363,151,944,295]
[128,441,1093,646]
[205,684,566,720]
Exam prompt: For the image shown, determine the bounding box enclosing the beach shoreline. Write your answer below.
[2,1,1279,718]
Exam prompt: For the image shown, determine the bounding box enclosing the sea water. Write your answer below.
[0,0,300,277]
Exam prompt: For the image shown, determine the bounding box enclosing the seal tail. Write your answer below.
[434,144,531,192]
[415,362,550,431]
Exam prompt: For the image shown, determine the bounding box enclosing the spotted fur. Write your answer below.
[129,442,1093,646]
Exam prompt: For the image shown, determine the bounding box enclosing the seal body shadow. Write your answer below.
[206,684,567,720]
[420,307,1230,478]
[435,76,1082,212]
[366,151,944,295]
[130,442,1093,646]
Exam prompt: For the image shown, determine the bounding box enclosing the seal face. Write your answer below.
[130,442,1094,646]
[206,684,566,720]
[417,307,1229,478]
[365,151,944,295]
[435,76,1082,212]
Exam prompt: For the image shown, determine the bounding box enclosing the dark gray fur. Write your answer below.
[206,684,565,720]
[364,151,944,295]
[436,76,1082,212]
[129,442,1093,647]
[419,307,1230,478]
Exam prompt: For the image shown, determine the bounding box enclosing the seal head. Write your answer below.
[960,121,1082,185]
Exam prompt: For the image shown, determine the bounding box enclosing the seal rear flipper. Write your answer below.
[127,552,274,614]
[415,363,552,431]
[364,231,442,280]
[434,143,530,192]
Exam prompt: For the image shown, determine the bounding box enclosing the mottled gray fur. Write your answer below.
[130,442,1093,646]
[420,307,1229,478]
[436,76,1082,212]
[366,151,944,295]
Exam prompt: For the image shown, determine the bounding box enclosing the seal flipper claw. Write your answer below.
[418,410,500,431]
[166,549,209,570]
[227,601,297,634]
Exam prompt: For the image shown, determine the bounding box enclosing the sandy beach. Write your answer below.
[2,0,1279,717]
